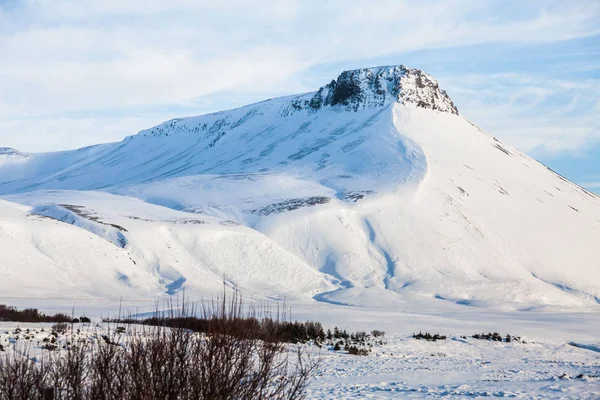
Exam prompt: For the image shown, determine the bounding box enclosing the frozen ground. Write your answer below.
[301,303,600,399]
[307,335,600,399]
[1,299,599,399]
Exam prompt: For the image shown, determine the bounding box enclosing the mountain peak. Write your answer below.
[0,147,29,165]
[1,64,600,309]
[0,147,28,159]
[0,147,22,156]
[304,65,458,114]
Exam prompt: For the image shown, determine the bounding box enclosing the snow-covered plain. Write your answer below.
[1,65,599,397]
[1,300,599,399]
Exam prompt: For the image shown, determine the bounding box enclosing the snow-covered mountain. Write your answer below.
[1,65,599,309]
[0,147,29,167]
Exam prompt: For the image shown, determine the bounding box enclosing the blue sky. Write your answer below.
[0,0,599,191]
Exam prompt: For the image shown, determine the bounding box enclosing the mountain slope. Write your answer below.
[1,65,599,308]
[0,193,332,300]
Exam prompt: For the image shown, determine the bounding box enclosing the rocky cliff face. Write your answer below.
[296,65,458,113]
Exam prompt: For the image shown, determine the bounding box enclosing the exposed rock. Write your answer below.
[304,65,458,113]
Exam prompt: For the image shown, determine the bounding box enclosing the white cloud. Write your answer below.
[0,0,599,151]
[442,73,600,154]
[0,46,306,113]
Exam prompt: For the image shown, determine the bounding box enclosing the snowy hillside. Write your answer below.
[1,65,599,309]
[0,147,29,167]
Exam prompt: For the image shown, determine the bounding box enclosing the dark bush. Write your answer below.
[351,331,368,342]
[51,322,69,335]
[108,313,330,346]
[347,346,370,356]
[472,332,521,343]
[0,304,70,323]
[412,332,447,341]
[41,343,58,351]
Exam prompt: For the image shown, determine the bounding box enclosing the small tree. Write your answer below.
[52,322,69,335]
[371,330,385,338]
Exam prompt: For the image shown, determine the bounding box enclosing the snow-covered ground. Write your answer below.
[1,64,599,396]
[1,300,599,399]
[308,334,600,399]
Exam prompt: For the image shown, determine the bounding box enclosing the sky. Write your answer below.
[0,0,599,191]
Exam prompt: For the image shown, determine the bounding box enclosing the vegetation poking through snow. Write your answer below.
[0,304,71,323]
[321,328,384,356]
[412,332,447,341]
[108,314,385,357]
[0,295,318,399]
[59,204,128,232]
[470,332,522,343]
[371,330,385,338]
[250,197,330,215]
[51,323,69,335]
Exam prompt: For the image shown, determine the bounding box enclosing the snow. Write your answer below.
[1,301,599,399]
[0,147,29,167]
[2,65,599,397]
[0,193,332,300]
[0,66,599,310]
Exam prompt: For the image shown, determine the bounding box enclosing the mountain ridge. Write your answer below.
[0,66,599,309]
[137,65,457,139]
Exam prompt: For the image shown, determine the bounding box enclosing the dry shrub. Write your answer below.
[51,323,69,335]
[0,293,317,400]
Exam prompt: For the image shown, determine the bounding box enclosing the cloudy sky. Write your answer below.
[1,0,599,191]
